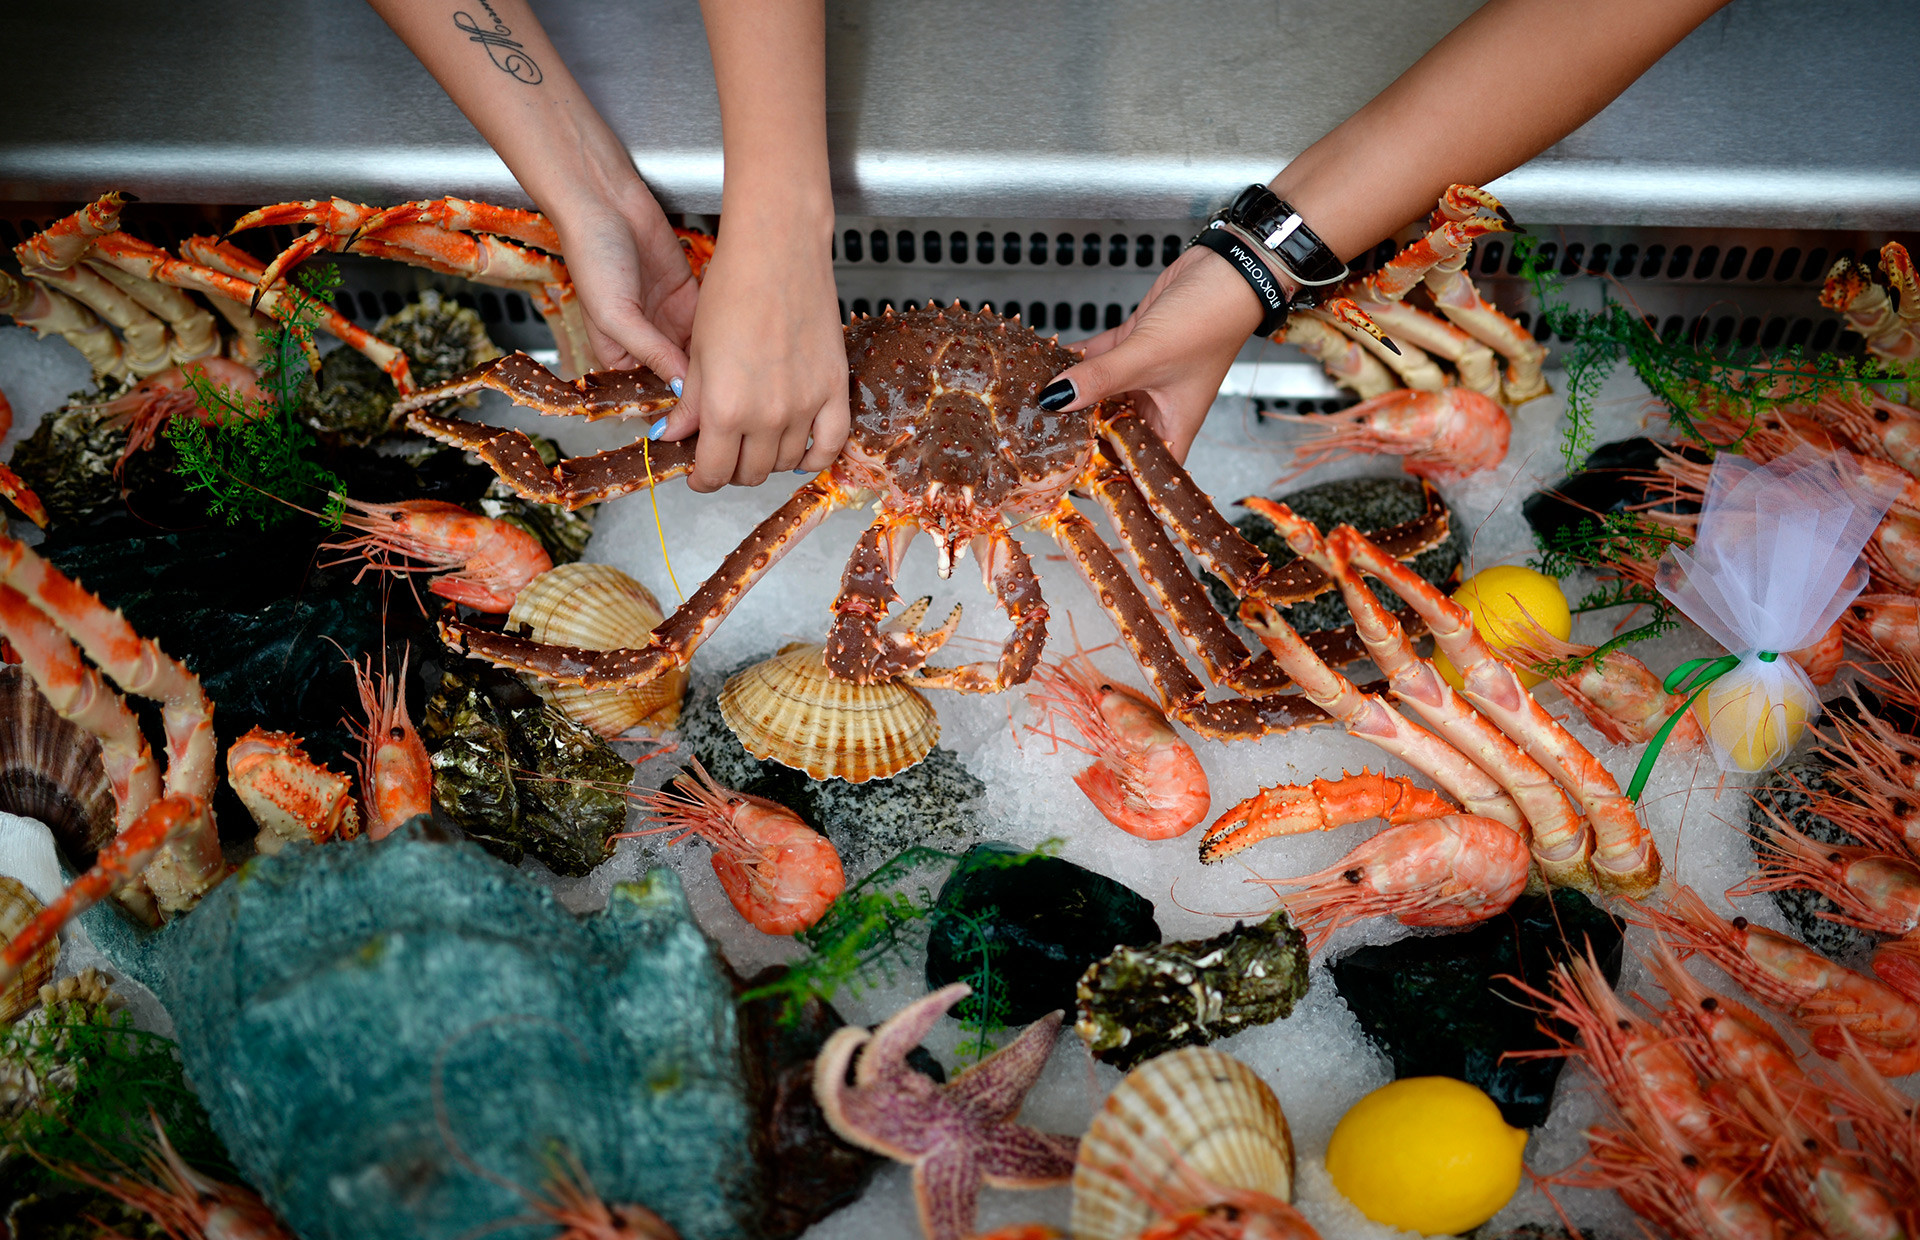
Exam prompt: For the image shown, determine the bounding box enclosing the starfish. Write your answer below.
[813,983,1080,1240]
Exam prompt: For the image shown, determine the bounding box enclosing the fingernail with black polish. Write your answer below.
[648,418,668,441]
[669,376,684,398]
[1037,378,1076,411]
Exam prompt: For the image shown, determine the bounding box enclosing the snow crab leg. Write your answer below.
[1246,499,1595,887]
[1331,523,1658,895]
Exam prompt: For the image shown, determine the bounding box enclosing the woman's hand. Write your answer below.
[659,211,849,491]
[1039,247,1267,462]
[546,178,699,380]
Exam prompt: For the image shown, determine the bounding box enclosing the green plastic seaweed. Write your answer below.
[1516,235,1912,472]
[1529,511,1690,676]
[166,265,346,529]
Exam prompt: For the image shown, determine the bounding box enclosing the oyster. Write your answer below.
[419,663,631,876]
[1071,1047,1295,1240]
[0,668,115,868]
[719,642,938,784]
[1074,911,1309,1070]
[309,289,502,443]
[507,562,684,737]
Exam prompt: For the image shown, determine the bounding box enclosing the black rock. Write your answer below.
[1523,437,1711,550]
[1204,477,1464,635]
[1748,752,1881,963]
[926,842,1161,1027]
[1330,890,1625,1128]
[677,655,985,877]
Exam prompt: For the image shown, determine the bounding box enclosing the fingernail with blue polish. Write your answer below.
[1037,378,1075,411]
[649,418,669,441]
[669,376,684,398]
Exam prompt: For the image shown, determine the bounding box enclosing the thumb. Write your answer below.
[1036,327,1158,413]
[585,301,691,387]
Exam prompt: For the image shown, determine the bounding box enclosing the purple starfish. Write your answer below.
[813,983,1080,1240]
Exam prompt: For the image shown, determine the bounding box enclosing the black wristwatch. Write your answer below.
[1223,185,1350,288]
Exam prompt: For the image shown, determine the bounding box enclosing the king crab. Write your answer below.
[395,304,1446,741]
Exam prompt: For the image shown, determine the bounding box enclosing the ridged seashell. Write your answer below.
[0,667,116,868]
[1071,1047,1295,1240]
[506,563,688,737]
[0,876,57,1023]
[719,643,938,783]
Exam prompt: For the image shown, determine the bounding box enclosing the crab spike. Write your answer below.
[1319,297,1401,355]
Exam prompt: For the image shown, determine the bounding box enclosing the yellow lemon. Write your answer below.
[1691,676,1809,771]
[1325,1077,1529,1235]
[1432,565,1571,691]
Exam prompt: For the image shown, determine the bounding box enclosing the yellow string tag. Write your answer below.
[641,436,684,603]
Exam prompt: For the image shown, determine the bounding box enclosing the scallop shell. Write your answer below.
[506,562,688,737]
[718,643,939,783]
[0,876,57,1023]
[1070,1046,1295,1240]
[0,667,116,868]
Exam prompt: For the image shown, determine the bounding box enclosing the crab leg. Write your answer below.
[1238,593,1525,833]
[0,270,124,378]
[80,259,220,364]
[442,474,847,689]
[1093,410,1451,607]
[179,236,277,363]
[825,518,962,682]
[1083,444,1292,696]
[1824,254,1920,365]
[1412,218,1550,404]
[1250,499,1595,889]
[14,191,128,270]
[18,261,173,375]
[407,412,697,509]
[909,526,1048,693]
[1276,313,1397,399]
[0,795,209,988]
[1332,525,1657,895]
[0,536,223,910]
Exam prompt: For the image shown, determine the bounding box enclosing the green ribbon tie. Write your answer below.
[1626,649,1778,801]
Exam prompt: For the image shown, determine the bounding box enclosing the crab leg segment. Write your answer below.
[1414,222,1550,404]
[1248,499,1594,889]
[408,411,697,509]
[1276,313,1396,399]
[1041,500,1330,740]
[1331,525,1657,895]
[15,191,128,270]
[1202,769,1456,862]
[1239,594,1524,833]
[19,261,173,376]
[894,527,1048,694]
[825,519,965,683]
[1083,444,1291,696]
[442,475,847,689]
[0,795,208,988]
[0,271,123,378]
[393,352,679,423]
[1824,252,1920,365]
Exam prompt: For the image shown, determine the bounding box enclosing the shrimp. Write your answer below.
[1639,887,1920,1075]
[52,1115,296,1240]
[1505,621,1704,747]
[1642,937,1811,1109]
[345,646,432,839]
[1731,810,1920,939]
[491,1150,681,1239]
[1846,593,1920,662]
[1248,815,1529,952]
[322,498,551,612]
[0,384,46,527]
[1789,618,1846,687]
[621,759,844,934]
[1279,387,1510,484]
[1023,643,1209,839]
[1080,1147,1323,1240]
[1200,769,1454,862]
[82,355,264,471]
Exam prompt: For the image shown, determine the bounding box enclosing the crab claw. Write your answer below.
[871,597,963,678]
[1320,297,1401,356]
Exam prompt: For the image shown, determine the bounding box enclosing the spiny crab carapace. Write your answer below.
[396,304,1448,741]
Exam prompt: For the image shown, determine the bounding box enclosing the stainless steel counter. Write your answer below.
[4,0,1915,227]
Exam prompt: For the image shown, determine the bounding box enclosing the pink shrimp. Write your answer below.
[1280,387,1510,483]
[53,1115,296,1240]
[322,498,551,612]
[1731,811,1920,940]
[1248,815,1528,952]
[1642,937,1810,1104]
[621,759,844,934]
[345,646,432,839]
[1081,1146,1323,1240]
[1639,887,1920,1076]
[492,1151,681,1239]
[1846,593,1920,661]
[1504,621,1704,747]
[1023,644,1209,839]
[1788,618,1846,686]
[83,355,264,471]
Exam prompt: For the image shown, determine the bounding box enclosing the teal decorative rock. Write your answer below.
[84,820,757,1240]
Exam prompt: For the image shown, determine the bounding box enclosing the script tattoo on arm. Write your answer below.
[453,1,543,84]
